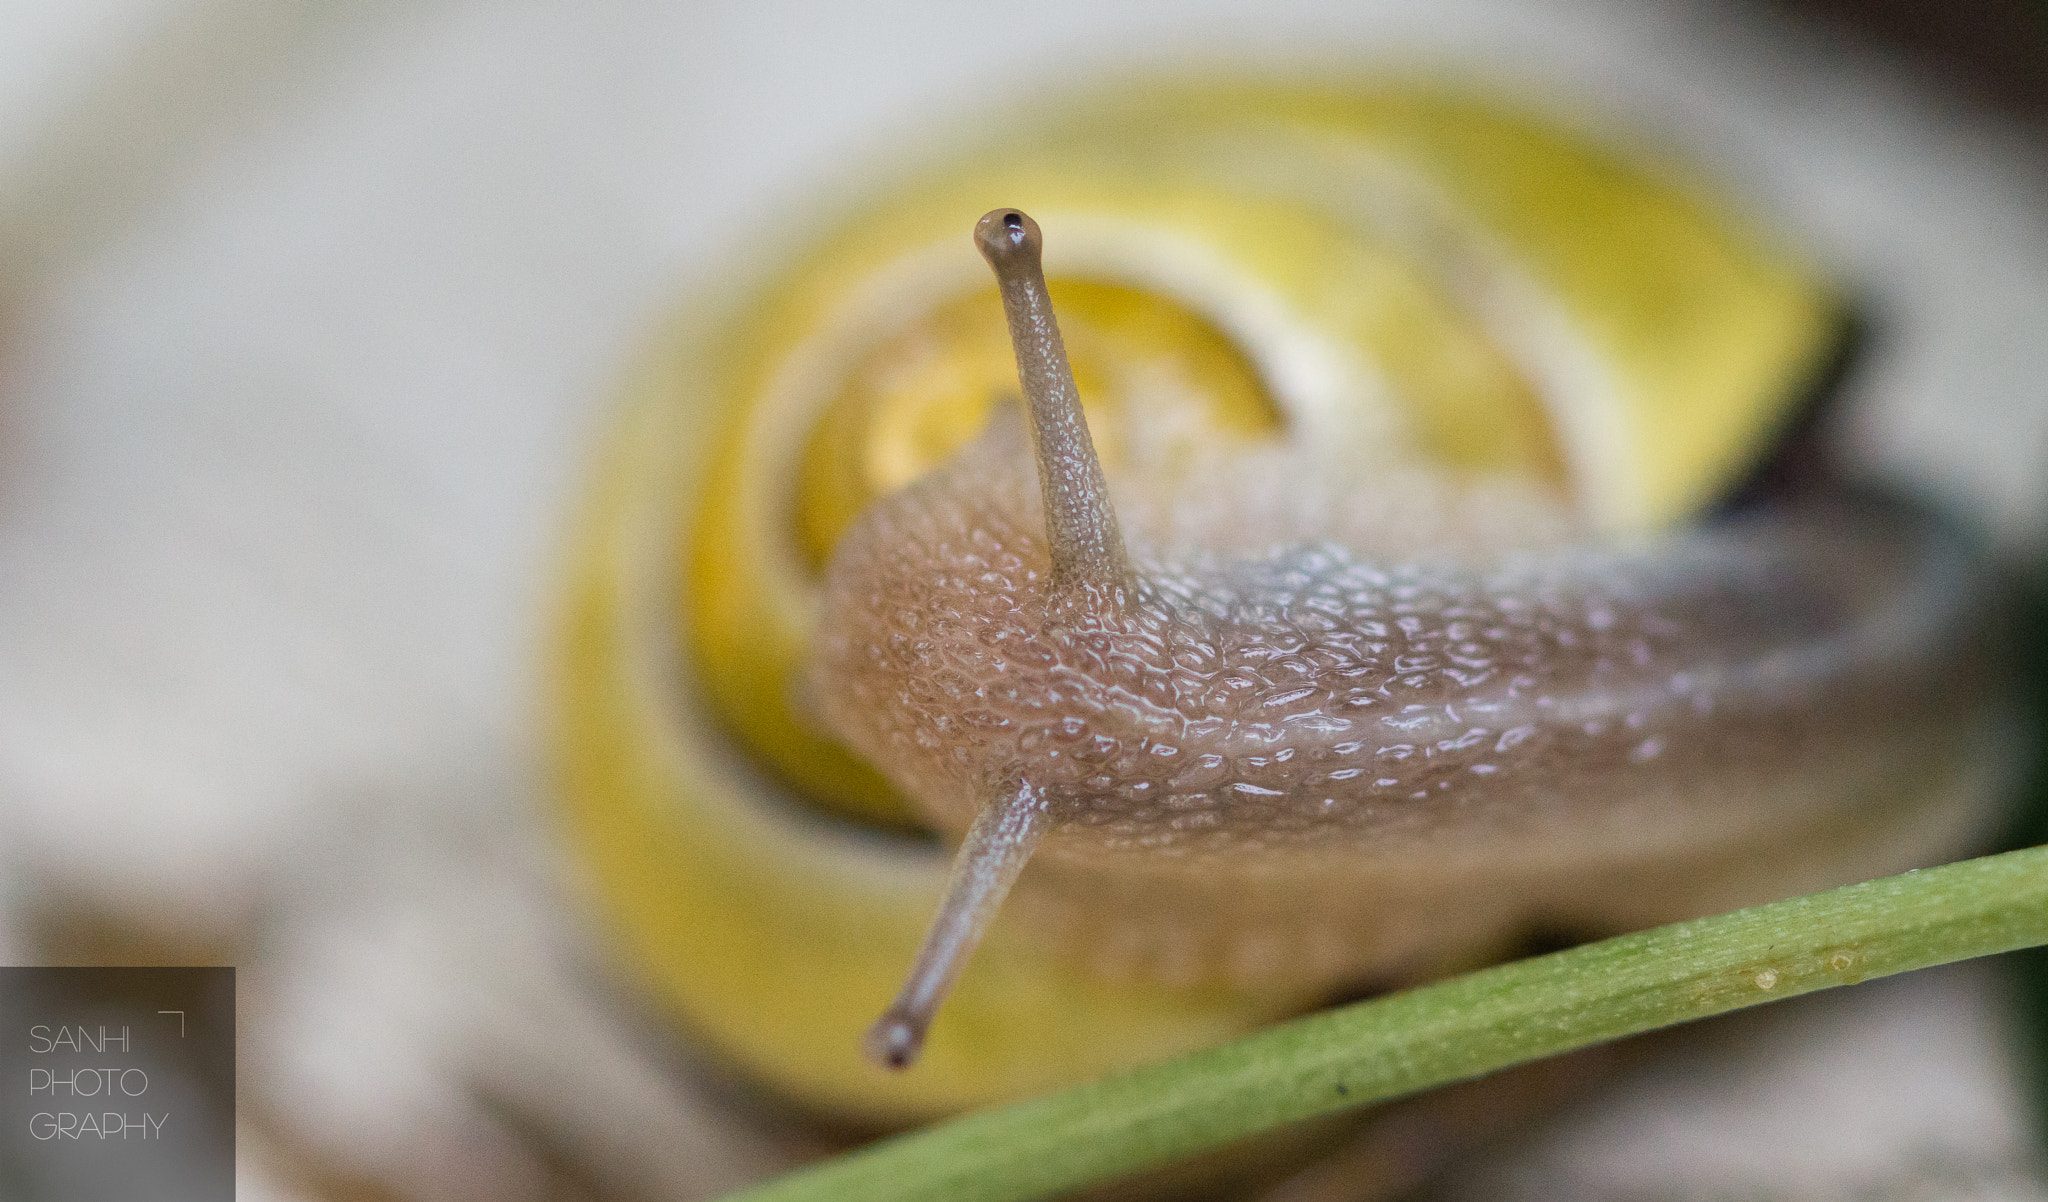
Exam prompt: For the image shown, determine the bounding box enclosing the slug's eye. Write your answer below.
[973,208,1040,264]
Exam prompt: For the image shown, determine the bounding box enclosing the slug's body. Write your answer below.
[811,211,2004,1067]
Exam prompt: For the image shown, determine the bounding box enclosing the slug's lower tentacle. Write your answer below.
[867,779,1051,1069]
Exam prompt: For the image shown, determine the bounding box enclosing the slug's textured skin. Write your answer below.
[809,211,2006,1065]
[814,445,1993,912]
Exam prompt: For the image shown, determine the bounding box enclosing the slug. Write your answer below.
[555,80,2017,1123]
[811,209,2003,1069]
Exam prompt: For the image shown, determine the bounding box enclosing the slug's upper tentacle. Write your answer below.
[813,210,2006,1070]
[974,208,1133,605]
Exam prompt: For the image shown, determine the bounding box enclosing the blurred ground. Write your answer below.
[0,1,2044,1199]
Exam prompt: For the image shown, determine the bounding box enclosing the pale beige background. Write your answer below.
[0,2,2042,1199]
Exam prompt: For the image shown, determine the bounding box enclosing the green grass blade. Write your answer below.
[720,844,2048,1202]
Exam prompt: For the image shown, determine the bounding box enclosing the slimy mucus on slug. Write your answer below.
[809,208,2004,1069]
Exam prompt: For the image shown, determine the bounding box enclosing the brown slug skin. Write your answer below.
[812,210,2005,1068]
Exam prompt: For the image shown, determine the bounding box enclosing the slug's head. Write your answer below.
[810,209,1141,1068]
[812,207,1141,814]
